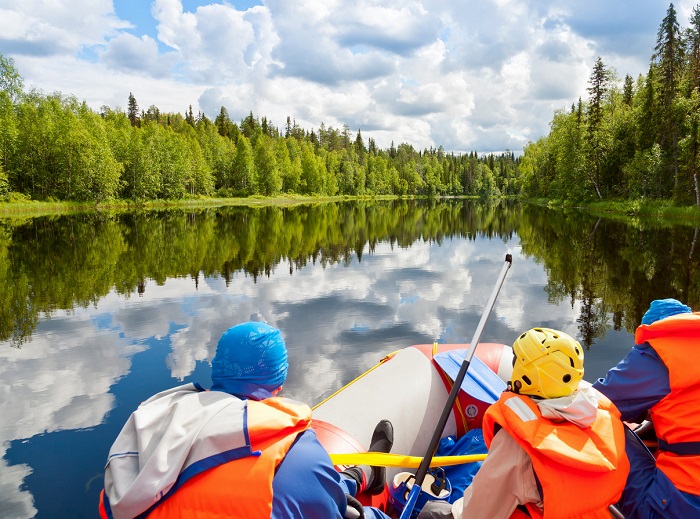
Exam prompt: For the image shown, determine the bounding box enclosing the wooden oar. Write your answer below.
[399,254,512,519]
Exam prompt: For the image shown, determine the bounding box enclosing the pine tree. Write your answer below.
[215,106,236,140]
[623,75,634,106]
[586,57,609,199]
[127,92,140,127]
[354,130,365,165]
[654,2,683,196]
[688,5,700,92]
[186,105,195,127]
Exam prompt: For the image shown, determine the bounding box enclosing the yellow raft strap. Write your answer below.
[329,452,487,468]
[312,351,400,410]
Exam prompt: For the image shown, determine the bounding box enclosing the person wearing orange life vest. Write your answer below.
[418,327,629,519]
[98,321,393,519]
[593,299,700,518]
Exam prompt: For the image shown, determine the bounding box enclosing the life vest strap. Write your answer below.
[658,438,700,456]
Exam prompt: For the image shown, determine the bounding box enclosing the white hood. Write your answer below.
[536,381,603,428]
[103,383,252,519]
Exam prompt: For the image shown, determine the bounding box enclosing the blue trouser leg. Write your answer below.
[619,427,700,519]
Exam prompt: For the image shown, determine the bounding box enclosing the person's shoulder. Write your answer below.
[632,341,662,359]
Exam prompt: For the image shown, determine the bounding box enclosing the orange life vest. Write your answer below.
[635,312,700,495]
[483,391,629,519]
[99,397,311,519]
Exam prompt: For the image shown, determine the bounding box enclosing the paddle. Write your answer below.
[399,254,512,519]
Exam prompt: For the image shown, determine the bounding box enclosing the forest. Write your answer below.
[0,54,518,203]
[3,3,699,207]
[520,3,700,206]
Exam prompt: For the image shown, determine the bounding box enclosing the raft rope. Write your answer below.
[311,351,399,410]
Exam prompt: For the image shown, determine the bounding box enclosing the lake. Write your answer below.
[1,199,698,518]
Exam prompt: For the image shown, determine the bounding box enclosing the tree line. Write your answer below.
[521,3,700,207]
[0,55,520,203]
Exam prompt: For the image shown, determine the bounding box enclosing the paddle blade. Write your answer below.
[433,349,507,404]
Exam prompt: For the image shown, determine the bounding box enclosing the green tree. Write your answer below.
[623,74,634,106]
[196,117,234,190]
[254,135,281,196]
[63,102,122,201]
[586,56,610,199]
[0,54,24,102]
[0,162,7,198]
[274,138,294,193]
[654,2,683,197]
[0,90,17,183]
[354,130,366,165]
[678,90,700,206]
[283,138,302,193]
[127,92,140,127]
[687,5,700,93]
[638,67,659,154]
[232,134,255,195]
[300,141,322,194]
[215,106,238,141]
[185,105,194,126]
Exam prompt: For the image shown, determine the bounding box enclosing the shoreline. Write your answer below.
[2,195,700,224]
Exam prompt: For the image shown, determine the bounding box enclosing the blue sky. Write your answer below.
[0,0,695,154]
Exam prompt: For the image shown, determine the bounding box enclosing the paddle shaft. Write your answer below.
[399,254,512,519]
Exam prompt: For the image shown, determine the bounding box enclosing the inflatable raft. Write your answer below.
[311,342,514,514]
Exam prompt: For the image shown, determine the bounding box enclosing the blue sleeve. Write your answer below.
[271,429,393,519]
[271,429,346,519]
[592,343,670,423]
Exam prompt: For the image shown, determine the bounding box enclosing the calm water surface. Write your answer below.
[1,200,698,518]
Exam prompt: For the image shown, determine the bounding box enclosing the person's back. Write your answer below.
[593,299,700,518]
[99,321,391,519]
[419,327,629,519]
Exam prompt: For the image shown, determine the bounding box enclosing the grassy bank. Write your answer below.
[531,198,700,224]
[5,194,700,224]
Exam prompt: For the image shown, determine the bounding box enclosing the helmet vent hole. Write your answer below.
[522,375,532,385]
[575,347,580,355]
[569,357,575,367]
[520,333,527,339]
[563,374,572,383]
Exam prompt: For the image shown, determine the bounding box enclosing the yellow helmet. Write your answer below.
[511,328,584,398]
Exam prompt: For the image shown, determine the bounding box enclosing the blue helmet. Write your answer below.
[211,322,289,400]
[641,299,691,326]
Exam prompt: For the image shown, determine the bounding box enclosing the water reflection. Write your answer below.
[0,200,698,518]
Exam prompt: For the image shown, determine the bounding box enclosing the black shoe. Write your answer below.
[366,419,394,495]
[369,419,394,453]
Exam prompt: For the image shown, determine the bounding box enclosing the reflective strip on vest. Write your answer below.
[504,396,538,422]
